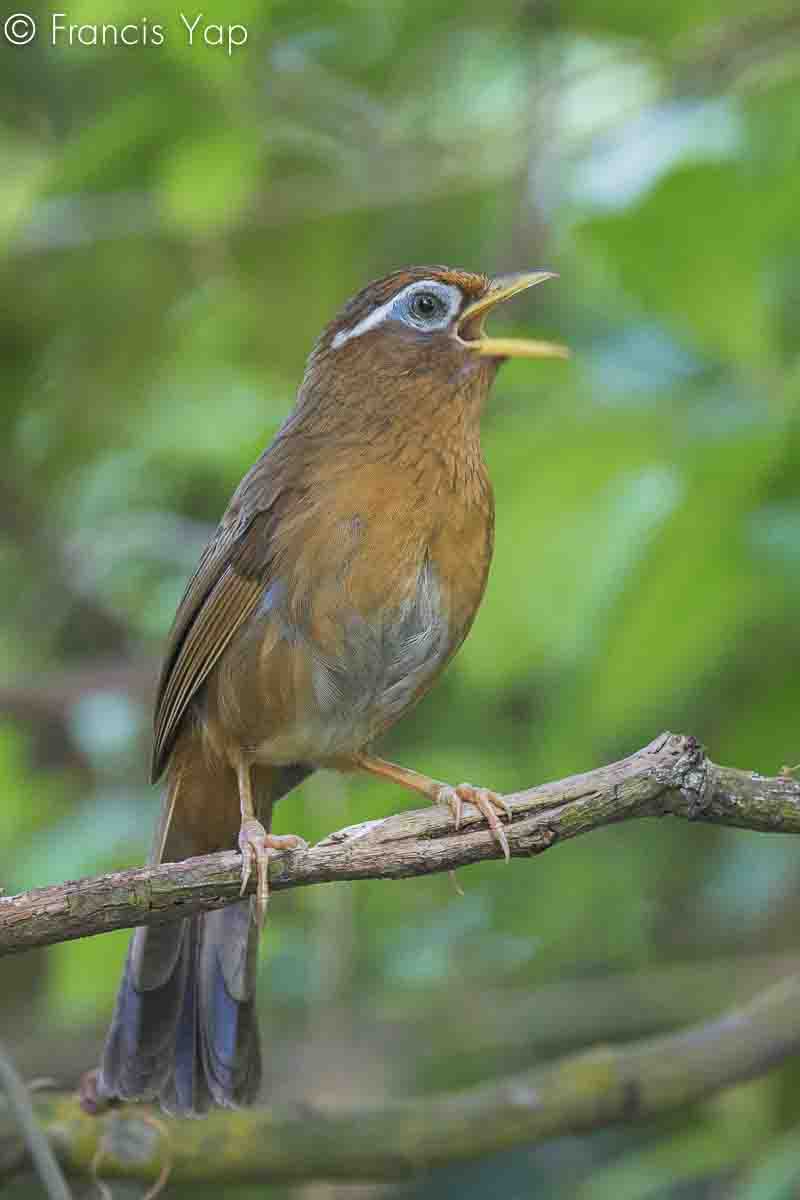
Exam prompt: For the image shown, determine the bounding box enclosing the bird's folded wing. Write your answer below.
[151,507,277,780]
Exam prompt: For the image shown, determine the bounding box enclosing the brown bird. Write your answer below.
[91,265,566,1115]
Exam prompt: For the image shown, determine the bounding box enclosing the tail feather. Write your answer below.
[99,920,191,1103]
[163,914,212,1115]
[197,901,262,1107]
[95,733,311,1115]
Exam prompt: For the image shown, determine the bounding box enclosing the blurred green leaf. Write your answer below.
[731,1127,800,1199]
[158,128,263,231]
[579,163,775,364]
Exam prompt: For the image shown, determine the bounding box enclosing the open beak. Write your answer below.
[457,271,568,360]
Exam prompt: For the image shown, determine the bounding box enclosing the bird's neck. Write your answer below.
[288,395,488,507]
[377,397,489,503]
[293,352,495,464]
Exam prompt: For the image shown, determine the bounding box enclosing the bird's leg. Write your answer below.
[350,753,512,861]
[236,761,306,926]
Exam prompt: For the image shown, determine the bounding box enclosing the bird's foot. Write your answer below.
[238,819,307,926]
[346,754,512,862]
[435,783,512,861]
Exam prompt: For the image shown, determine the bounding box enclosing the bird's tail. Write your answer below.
[97,898,262,1113]
[94,733,301,1114]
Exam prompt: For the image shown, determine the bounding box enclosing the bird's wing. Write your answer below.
[151,505,277,781]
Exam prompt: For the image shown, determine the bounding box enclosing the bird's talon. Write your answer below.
[434,782,465,830]
[437,782,513,861]
[497,794,513,820]
[239,857,251,898]
[237,821,306,922]
[437,785,463,830]
[494,824,511,863]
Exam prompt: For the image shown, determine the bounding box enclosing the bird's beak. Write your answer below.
[457,271,569,360]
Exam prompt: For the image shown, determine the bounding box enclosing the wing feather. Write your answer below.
[151,506,278,780]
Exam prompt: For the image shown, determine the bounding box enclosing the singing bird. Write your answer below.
[91,265,567,1115]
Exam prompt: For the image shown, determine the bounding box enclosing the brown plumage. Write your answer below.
[88,264,566,1115]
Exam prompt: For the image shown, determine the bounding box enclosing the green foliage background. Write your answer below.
[2,1,800,1196]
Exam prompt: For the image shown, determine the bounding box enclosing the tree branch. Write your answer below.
[3,972,800,1187]
[2,732,799,957]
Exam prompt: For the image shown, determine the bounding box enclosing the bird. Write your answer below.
[87,264,567,1116]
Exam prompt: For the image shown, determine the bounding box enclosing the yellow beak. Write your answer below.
[457,271,568,360]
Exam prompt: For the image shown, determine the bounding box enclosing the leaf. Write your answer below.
[158,128,262,232]
[578,163,775,364]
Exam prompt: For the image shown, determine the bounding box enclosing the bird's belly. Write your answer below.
[207,559,452,766]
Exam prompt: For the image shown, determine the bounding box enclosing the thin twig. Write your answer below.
[0,1041,73,1200]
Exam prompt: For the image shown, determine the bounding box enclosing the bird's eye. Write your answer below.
[409,291,446,322]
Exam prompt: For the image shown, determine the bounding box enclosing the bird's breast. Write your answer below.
[204,453,494,765]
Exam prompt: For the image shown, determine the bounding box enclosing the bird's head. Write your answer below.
[296,265,567,433]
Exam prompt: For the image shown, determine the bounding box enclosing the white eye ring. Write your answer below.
[332,280,462,349]
[400,281,461,331]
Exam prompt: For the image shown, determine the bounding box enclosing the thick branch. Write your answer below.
[2,732,799,956]
[3,973,800,1187]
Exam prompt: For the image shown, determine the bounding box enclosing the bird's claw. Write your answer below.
[238,819,307,926]
[436,782,512,861]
